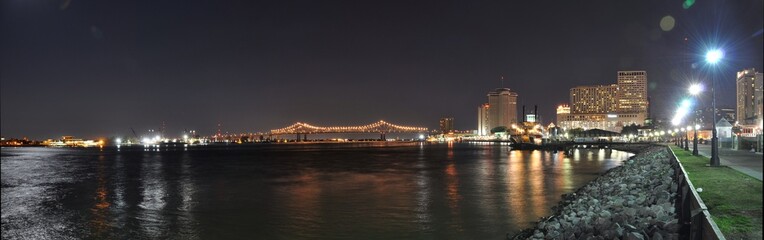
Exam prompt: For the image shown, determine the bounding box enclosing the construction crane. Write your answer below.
[130,127,139,141]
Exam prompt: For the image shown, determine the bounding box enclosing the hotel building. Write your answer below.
[477,88,518,135]
[736,68,763,126]
[557,71,648,132]
[570,84,619,113]
[617,71,648,113]
[736,68,763,138]
[439,117,454,134]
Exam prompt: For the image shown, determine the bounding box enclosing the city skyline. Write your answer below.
[2,0,762,139]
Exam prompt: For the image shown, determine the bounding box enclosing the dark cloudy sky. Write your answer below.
[2,0,762,139]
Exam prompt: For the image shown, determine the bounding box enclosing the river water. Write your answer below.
[1,142,632,239]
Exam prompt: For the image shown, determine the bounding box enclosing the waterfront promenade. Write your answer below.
[689,144,764,181]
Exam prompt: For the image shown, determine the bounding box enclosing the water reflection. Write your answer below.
[138,153,168,238]
[89,155,111,238]
[445,141,459,210]
[445,162,460,214]
[273,169,320,238]
[112,154,126,208]
[559,152,574,191]
[1,144,632,239]
[414,147,431,231]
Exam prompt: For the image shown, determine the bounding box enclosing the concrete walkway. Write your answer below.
[685,143,763,181]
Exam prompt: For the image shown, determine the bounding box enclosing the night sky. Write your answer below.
[2,0,762,139]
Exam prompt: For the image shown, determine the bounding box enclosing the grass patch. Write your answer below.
[670,146,763,239]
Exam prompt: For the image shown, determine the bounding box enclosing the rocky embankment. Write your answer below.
[510,145,680,240]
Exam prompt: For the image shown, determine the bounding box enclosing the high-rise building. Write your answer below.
[487,88,519,130]
[439,117,454,134]
[570,84,618,113]
[736,68,763,126]
[477,103,490,135]
[616,71,648,114]
[476,88,518,135]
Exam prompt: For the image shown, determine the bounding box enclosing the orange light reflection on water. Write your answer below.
[90,155,111,237]
[528,150,546,218]
[505,150,577,225]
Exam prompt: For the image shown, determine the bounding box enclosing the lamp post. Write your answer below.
[689,83,703,155]
[705,49,722,166]
[680,128,685,149]
[684,127,690,151]
[678,128,683,148]
[693,124,699,155]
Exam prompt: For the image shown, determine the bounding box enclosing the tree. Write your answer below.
[568,128,584,136]
[490,126,507,133]
[620,123,639,135]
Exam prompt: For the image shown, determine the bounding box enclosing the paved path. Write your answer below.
[685,143,763,181]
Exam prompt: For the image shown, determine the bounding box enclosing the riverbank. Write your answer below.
[510,145,680,239]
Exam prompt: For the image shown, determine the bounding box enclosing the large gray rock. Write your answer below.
[509,146,681,240]
[625,232,644,240]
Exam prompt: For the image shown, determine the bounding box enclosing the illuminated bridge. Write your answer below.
[270,120,428,141]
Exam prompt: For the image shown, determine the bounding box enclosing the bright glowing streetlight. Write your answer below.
[705,49,723,64]
[687,84,704,155]
[672,99,693,126]
[705,49,723,166]
[689,83,704,95]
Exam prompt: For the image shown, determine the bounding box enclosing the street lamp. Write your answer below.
[705,49,723,166]
[689,83,704,95]
[668,129,674,145]
[705,50,723,64]
[693,124,700,155]
[689,83,704,155]
[673,99,692,148]
[684,127,691,151]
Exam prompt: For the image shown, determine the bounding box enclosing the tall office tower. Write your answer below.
[736,68,763,126]
[617,71,648,113]
[569,84,619,113]
[439,117,454,133]
[477,103,490,135]
[487,88,519,130]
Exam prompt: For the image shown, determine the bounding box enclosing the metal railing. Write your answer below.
[667,146,726,240]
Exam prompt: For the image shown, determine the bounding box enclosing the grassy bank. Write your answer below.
[669,146,763,239]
